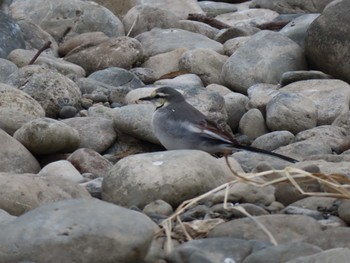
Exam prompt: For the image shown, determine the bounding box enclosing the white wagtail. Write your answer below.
[139,86,298,163]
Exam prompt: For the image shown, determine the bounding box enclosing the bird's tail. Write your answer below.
[232,144,299,163]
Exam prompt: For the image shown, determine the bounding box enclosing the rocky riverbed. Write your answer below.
[1,0,350,262]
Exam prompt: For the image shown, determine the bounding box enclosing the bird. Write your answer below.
[139,86,298,163]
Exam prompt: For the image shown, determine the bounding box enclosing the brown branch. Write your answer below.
[187,13,230,30]
[28,41,52,65]
[257,21,290,31]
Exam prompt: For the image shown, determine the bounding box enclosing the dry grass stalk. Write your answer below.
[160,163,350,252]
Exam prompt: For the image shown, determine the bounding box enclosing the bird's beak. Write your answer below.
[139,96,153,101]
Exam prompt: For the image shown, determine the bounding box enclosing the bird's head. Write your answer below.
[139,87,185,109]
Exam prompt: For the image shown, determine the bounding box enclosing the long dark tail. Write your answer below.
[233,144,299,163]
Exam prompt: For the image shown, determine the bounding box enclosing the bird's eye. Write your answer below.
[154,94,164,99]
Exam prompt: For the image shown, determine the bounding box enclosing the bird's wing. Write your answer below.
[195,119,237,144]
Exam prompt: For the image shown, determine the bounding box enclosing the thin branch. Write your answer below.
[28,41,52,65]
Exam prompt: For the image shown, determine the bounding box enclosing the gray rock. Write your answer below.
[306,227,350,250]
[305,0,350,83]
[59,105,78,119]
[215,8,278,27]
[67,148,113,178]
[94,0,204,19]
[280,14,320,48]
[289,196,337,211]
[0,173,90,216]
[286,248,350,263]
[0,11,25,58]
[129,67,157,85]
[0,209,16,226]
[198,1,238,16]
[102,150,235,208]
[239,108,268,140]
[141,48,188,79]
[223,36,250,56]
[65,37,143,75]
[332,111,350,136]
[252,131,295,151]
[87,105,116,120]
[142,200,173,217]
[280,70,333,87]
[178,20,220,40]
[337,199,350,225]
[61,117,117,153]
[80,177,103,198]
[135,28,223,57]
[266,92,318,134]
[208,214,322,244]
[282,206,324,220]
[6,65,82,118]
[244,243,322,263]
[167,238,269,263]
[207,83,233,97]
[113,104,158,144]
[222,31,306,94]
[250,0,333,13]
[13,117,80,155]
[224,92,249,132]
[7,49,85,78]
[281,79,350,125]
[294,125,347,153]
[154,73,204,89]
[38,160,84,183]
[0,58,17,83]
[0,83,45,135]
[0,198,157,262]
[179,48,228,85]
[0,129,40,174]
[215,26,259,44]
[123,5,180,37]
[17,19,59,56]
[247,83,279,114]
[9,0,125,42]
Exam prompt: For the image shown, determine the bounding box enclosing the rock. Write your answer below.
[0,173,90,216]
[294,125,347,153]
[250,0,333,13]
[211,181,275,206]
[178,20,220,40]
[9,0,125,42]
[222,31,306,94]
[207,83,232,97]
[123,5,180,37]
[59,105,78,119]
[239,108,268,139]
[289,196,338,211]
[224,92,249,132]
[142,200,173,217]
[64,37,143,75]
[198,1,238,16]
[129,67,157,85]
[7,49,85,78]
[38,160,84,183]
[113,104,158,144]
[214,25,259,44]
[80,177,103,198]
[88,67,144,104]
[215,8,278,27]
[282,206,324,221]
[13,117,80,155]
[208,214,322,244]
[154,73,204,89]
[61,117,117,153]
[58,32,110,57]
[94,0,204,19]
[179,48,228,85]
[306,227,350,250]
[0,129,40,174]
[0,198,157,262]
[210,203,269,219]
[141,48,188,79]
[6,65,82,118]
[135,28,223,57]
[244,243,322,263]
[0,11,25,58]
[87,105,116,120]
[167,237,269,263]
[102,150,235,208]
[279,70,333,87]
[0,209,16,226]
[252,131,295,151]
[280,14,320,48]
[247,83,279,114]
[286,248,350,263]
[17,19,59,56]
[67,148,112,177]
[337,199,350,225]
[223,36,250,56]
[280,79,350,125]
[266,92,318,134]
[332,112,350,136]
[305,0,350,83]
[0,83,45,135]
[0,58,17,83]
